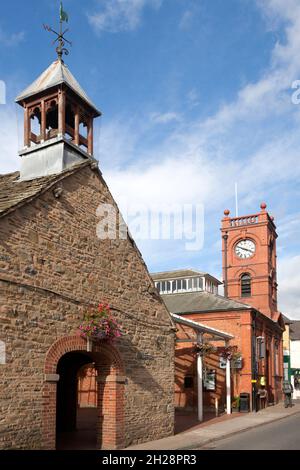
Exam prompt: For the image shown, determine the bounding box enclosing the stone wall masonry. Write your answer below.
[0,165,175,449]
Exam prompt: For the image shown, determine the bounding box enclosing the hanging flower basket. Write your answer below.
[78,303,122,343]
[218,345,237,360]
[194,342,216,357]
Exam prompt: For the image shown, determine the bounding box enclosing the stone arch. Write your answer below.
[42,335,125,450]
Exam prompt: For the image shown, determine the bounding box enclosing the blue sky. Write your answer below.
[0,0,300,318]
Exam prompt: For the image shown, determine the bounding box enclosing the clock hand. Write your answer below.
[239,247,254,253]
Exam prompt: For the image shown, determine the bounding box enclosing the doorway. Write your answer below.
[56,351,98,450]
[43,335,125,450]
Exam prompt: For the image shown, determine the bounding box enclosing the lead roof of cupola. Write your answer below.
[15,60,101,116]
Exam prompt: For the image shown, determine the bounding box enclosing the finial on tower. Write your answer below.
[260,202,267,211]
[43,2,71,61]
[224,209,230,217]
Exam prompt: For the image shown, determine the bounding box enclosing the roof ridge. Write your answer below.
[0,160,93,219]
[0,171,20,178]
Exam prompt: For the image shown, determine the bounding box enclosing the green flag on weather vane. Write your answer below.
[60,2,69,23]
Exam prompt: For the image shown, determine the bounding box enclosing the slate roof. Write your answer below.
[151,269,222,285]
[16,60,101,116]
[0,160,91,218]
[282,314,293,325]
[161,291,252,314]
[290,321,300,340]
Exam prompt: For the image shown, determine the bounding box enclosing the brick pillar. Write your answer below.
[42,374,60,450]
[96,374,125,450]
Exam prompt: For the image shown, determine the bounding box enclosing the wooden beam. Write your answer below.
[65,124,75,139]
[74,107,80,146]
[41,100,46,142]
[30,132,40,144]
[58,89,66,136]
[88,118,93,155]
[24,107,30,147]
[79,135,88,148]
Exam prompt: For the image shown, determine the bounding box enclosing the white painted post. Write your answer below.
[87,337,92,352]
[197,333,203,422]
[226,354,231,415]
[215,397,219,417]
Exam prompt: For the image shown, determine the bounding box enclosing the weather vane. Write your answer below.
[43,2,72,61]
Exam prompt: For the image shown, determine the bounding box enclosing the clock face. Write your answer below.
[235,239,256,259]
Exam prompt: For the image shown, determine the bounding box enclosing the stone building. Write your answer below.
[152,204,285,415]
[0,56,175,449]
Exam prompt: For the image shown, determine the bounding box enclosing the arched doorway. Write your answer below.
[56,351,97,450]
[42,336,125,450]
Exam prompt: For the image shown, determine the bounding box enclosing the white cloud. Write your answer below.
[0,106,20,174]
[0,28,25,47]
[277,212,300,244]
[179,10,194,31]
[187,88,200,108]
[88,0,162,33]
[103,126,300,215]
[150,112,181,124]
[278,255,300,319]
[97,0,300,313]
[96,118,141,167]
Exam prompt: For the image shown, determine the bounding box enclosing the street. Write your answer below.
[199,413,300,450]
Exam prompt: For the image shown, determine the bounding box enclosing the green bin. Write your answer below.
[239,393,250,412]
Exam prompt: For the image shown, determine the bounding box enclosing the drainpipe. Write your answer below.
[223,233,229,298]
[252,312,258,412]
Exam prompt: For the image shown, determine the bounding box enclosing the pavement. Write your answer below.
[126,401,300,450]
[206,413,300,450]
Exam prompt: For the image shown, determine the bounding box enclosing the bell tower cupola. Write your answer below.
[15,8,101,181]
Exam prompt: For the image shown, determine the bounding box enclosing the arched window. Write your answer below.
[241,273,251,297]
[30,106,41,143]
[65,103,75,141]
[46,100,58,139]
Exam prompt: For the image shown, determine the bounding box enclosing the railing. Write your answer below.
[230,215,258,227]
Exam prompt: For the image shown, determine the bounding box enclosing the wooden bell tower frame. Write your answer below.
[21,81,98,156]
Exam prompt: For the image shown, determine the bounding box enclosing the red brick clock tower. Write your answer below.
[221,203,278,319]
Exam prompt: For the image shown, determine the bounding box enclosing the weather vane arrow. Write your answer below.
[43,2,72,61]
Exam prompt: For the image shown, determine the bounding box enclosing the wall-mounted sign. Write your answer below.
[219,358,227,369]
[232,357,242,369]
[204,370,216,391]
